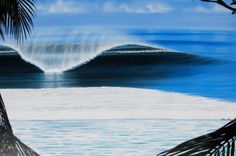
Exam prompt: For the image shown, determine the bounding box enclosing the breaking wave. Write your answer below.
[0,43,218,74]
[0,28,219,73]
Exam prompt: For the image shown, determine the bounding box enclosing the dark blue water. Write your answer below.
[1,29,236,102]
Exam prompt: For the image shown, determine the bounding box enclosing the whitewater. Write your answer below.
[1,87,234,156]
[9,29,145,73]
[1,87,235,120]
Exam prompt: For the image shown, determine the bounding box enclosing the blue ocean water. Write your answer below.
[12,119,228,156]
[1,30,236,155]
[1,29,236,102]
[132,30,236,102]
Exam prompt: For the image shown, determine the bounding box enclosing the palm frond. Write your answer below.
[157,119,236,156]
[0,0,36,42]
[0,94,40,156]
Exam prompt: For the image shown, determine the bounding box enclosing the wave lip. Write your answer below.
[102,44,177,54]
[0,45,18,56]
[72,44,218,72]
[89,44,217,65]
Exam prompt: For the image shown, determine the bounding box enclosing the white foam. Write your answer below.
[1,87,235,120]
[12,28,142,73]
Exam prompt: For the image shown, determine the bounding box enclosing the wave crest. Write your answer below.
[1,42,218,74]
[15,29,138,73]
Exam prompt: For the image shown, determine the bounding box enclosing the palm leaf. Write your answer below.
[0,0,36,42]
[0,94,40,156]
[157,119,236,156]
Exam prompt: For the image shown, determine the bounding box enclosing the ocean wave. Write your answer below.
[0,44,218,74]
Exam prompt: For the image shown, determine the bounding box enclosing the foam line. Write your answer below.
[1,87,235,120]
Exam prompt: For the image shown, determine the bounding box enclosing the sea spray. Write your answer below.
[15,28,139,73]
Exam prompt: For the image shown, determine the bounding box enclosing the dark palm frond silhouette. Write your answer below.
[0,0,36,42]
[157,119,236,156]
[0,94,40,156]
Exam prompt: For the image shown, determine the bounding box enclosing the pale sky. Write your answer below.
[34,0,236,30]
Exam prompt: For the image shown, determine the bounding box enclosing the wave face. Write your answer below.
[0,44,217,74]
[0,45,42,73]
[71,44,217,71]
[18,43,120,73]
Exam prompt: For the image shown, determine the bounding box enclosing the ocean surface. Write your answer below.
[1,29,236,102]
[1,29,236,156]
[12,119,229,156]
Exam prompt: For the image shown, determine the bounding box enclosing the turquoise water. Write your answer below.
[12,119,228,156]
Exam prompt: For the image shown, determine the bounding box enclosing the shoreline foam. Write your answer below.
[1,87,235,120]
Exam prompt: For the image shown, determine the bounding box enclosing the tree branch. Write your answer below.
[201,0,236,14]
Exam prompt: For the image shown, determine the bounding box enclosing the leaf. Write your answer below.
[0,94,40,156]
[0,0,36,42]
[157,119,236,156]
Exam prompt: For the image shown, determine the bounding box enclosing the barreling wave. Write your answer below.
[16,29,138,73]
[0,44,218,74]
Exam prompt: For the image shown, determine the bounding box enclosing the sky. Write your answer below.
[34,0,236,31]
